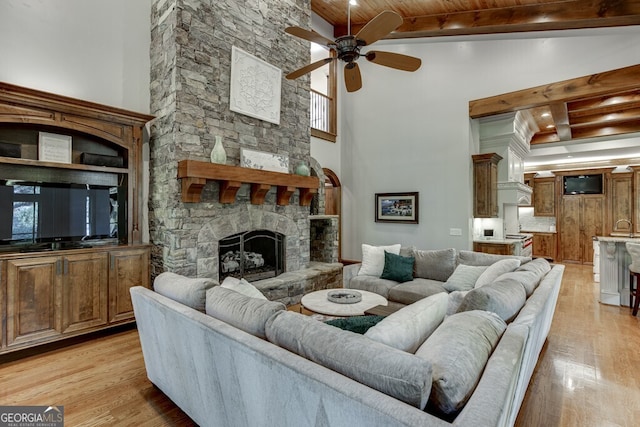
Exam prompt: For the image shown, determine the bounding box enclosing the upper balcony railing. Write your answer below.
[310,89,336,142]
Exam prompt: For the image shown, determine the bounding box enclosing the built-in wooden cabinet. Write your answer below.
[559,195,604,264]
[532,232,556,261]
[609,172,633,235]
[523,174,534,207]
[533,177,556,217]
[108,248,150,323]
[0,82,153,355]
[473,241,514,256]
[1,246,150,354]
[472,153,502,218]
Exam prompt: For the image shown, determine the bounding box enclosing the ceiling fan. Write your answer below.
[284,9,422,92]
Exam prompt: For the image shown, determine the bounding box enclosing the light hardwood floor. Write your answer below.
[0,264,638,426]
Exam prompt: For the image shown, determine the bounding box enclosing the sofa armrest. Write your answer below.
[343,263,361,287]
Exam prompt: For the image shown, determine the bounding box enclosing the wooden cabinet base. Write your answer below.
[473,242,515,256]
[1,245,150,355]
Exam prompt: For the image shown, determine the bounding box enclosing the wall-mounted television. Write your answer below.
[563,174,603,195]
[0,181,122,249]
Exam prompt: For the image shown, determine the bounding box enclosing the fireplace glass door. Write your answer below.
[219,230,285,282]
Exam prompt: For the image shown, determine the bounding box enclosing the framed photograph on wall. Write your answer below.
[375,192,419,224]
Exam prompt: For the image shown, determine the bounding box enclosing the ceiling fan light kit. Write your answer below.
[284,9,422,92]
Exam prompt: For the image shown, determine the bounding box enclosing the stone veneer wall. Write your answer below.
[149,0,312,278]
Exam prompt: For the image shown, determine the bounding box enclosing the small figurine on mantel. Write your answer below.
[210,135,227,164]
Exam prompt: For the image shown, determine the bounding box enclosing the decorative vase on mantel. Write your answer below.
[295,161,310,176]
[210,135,227,164]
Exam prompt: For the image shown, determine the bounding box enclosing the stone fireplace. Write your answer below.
[148,0,315,280]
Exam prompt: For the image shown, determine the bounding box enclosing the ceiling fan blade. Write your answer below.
[365,51,421,72]
[286,57,335,80]
[355,10,403,46]
[285,27,336,47]
[344,62,362,93]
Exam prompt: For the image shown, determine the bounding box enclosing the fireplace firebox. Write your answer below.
[219,230,285,282]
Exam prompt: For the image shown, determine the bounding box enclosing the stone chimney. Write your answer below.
[149,0,313,279]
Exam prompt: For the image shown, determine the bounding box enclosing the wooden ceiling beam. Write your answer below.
[571,122,640,139]
[570,107,640,126]
[549,102,572,141]
[344,0,640,39]
[469,64,640,118]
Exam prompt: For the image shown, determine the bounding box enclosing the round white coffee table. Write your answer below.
[301,289,388,316]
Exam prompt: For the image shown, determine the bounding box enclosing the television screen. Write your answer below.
[0,181,119,247]
[563,174,603,195]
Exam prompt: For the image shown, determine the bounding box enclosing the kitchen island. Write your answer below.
[596,236,640,306]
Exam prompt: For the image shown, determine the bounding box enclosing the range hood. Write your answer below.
[479,111,536,207]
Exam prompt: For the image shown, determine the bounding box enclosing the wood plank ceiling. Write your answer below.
[311,0,640,145]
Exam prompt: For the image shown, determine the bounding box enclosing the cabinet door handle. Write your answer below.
[56,259,62,275]
[110,254,115,271]
[64,259,69,275]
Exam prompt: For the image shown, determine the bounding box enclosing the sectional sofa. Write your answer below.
[131,249,564,427]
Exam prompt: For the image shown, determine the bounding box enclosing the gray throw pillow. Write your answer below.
[495,270,541,297]
[153,271,217,312]
[415,310,506,415]
[474,258,521,288]
[457,278,527,322]
[266,311,433,410]
[411,248,457,282]
[206,286,285,339]
[443,264,488,292]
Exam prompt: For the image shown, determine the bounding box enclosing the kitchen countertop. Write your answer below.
[521,230,557,234]
[596,235,640,243]
[473,234,533,244]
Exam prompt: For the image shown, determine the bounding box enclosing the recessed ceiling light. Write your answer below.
[541,113,551,118]
[546,124,554,129]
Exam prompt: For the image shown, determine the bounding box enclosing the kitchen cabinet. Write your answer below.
[559,195,605,264]
[523,174,535,207]
[472,153,502,218]
[1,245,150,354]
[533,177,556,217]
[532,232,556,261]
[473,241,515,256]
[609,172,633,235]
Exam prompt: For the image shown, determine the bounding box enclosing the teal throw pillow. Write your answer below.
[325,315,385,334]
[380,251,414,283]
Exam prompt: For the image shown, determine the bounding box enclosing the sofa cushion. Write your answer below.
[443,264,488,292]
[325,315,385,334]
[415,310,507,415]
[205,286,285,339]
[265,311,433,409]
[153,272,217,312]
[495,270,541,297]
[411,248,457,282]
[365,292,448,353]
[457,250,531,266]
[474,258,521,288]
[457,278,527,322]
[380,251,415,282]
[446,290,469,315]
[358,243,401,277]
[514,258,552,295]
[220,276,267,300]
[387,279,448,305]
[348,275,398,298]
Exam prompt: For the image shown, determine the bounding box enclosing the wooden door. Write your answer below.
[6,256,61,348]
[582,196,605,264]
[325,185,340,216]
[560,196,582,263]
[108,248,150,323]
[61,252,109,334]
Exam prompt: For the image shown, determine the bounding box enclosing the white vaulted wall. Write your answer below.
[325,27,640,259]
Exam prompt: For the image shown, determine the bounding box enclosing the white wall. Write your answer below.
[0,0,151,113]
[339,27,640,259]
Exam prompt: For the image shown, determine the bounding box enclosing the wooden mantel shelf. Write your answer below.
[177,160,320,206]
